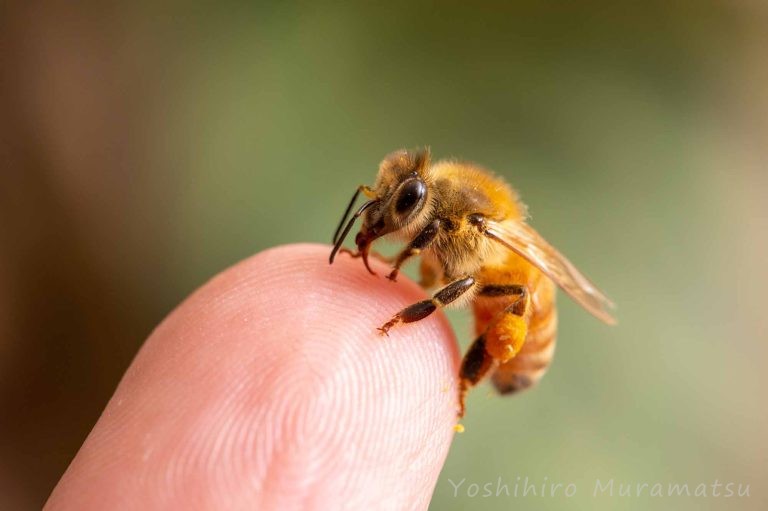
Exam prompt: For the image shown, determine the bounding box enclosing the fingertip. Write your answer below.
[47,243,460,510]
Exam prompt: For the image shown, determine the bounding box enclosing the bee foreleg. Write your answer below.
[386,219,441,282]
[337,247,395,263]
[377,275,474,335]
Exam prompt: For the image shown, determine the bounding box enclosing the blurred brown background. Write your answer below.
[1,1,767,509]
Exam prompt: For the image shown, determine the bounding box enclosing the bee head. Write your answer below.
[357,148,431,243]
[329,148,433,274]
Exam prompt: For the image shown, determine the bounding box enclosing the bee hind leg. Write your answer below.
[482,285,530,364]
[377,276,475,335]
[458,334,495,418]
[458,285,531,416]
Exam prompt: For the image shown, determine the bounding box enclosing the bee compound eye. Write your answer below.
[395,179,426,215]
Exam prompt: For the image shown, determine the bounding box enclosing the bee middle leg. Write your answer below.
[378,276,475,335]
[418,259,438,288]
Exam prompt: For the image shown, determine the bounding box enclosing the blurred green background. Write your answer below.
[1,1,766,509]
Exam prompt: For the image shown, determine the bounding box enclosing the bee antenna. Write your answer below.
[332,187,364,244]
[329,199,378,264]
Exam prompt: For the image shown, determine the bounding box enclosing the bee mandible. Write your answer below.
[329,148,615,418]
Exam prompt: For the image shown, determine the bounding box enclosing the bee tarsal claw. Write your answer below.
[377,315,401,336]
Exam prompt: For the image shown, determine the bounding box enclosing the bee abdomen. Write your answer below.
[491,303,558,395]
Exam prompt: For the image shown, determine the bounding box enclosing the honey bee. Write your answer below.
[329,148,615,419]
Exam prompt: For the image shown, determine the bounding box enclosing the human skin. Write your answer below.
[45,244,460,510]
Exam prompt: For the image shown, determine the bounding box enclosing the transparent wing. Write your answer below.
[484,220,616,324]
